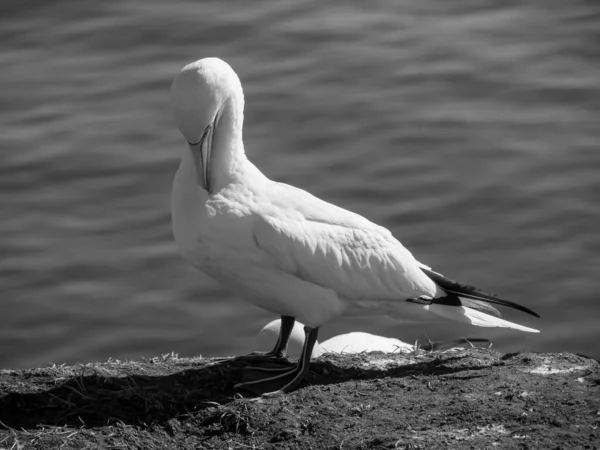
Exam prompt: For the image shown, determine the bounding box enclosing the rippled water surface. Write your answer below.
[1,0,599,368]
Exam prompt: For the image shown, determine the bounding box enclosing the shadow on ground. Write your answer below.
[0,351,497,429]
[0,350,598,449]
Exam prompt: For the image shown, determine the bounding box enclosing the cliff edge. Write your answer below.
[0,349,598,449]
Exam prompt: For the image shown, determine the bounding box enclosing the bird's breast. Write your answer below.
[172,165,265,269]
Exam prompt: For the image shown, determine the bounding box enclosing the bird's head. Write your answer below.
[170,57,244,192]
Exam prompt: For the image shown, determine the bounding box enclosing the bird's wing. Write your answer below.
[252,183,437,300]
[252,182,539,332]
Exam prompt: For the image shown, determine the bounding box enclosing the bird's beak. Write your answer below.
[188,123,214,192]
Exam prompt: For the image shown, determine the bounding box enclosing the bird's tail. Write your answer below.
[424,302,539,333]
[410,266,540,333]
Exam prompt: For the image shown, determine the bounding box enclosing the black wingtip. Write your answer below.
[421,267,540,319]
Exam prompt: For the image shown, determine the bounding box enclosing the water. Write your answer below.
[1,0,599,369]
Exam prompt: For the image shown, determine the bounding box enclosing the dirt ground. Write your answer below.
[0,349,598,449]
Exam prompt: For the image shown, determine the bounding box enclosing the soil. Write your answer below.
[0,349,598,449]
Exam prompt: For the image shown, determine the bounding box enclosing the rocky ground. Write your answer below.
[0,349,598,449]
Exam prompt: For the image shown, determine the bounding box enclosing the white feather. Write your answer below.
[426,304,540,333]
[256,319,413,358]
[170,58,540,339]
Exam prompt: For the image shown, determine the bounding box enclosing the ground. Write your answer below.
[0,349,598,449]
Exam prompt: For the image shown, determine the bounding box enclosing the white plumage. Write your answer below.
[170,58,539,394]
[256,319,414,358]
[256,319,494,358]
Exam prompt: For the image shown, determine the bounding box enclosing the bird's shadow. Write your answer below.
[0,351,492,430]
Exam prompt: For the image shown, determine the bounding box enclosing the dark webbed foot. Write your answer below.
[238,315,296,363]
[235,325,319,396]
[237,352,291,364]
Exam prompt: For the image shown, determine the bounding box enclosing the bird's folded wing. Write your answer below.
[252,214,437,300]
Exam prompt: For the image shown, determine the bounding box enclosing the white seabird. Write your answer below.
[170,57,540,395]
[257,319,414,357]
[257,319,490,358]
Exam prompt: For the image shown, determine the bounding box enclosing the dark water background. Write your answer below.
[1,0,599,368]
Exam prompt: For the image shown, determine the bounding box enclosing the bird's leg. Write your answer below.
[238,315,296,362]
[235,325,319,396]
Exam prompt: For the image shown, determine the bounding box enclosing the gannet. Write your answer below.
[257,319,490,358]
[170,57,540,395]
[257,319,413,357]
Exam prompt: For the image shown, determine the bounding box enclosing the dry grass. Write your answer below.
[0,349,598,449]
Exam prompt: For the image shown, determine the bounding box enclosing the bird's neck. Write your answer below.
[209,98,261,191]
